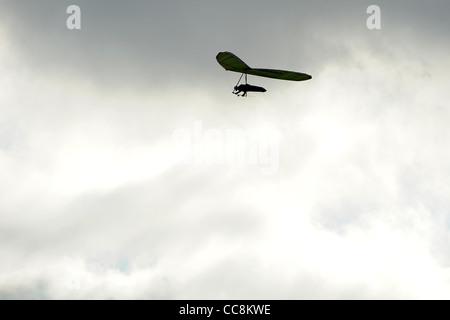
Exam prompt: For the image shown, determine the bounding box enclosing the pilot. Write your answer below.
[233,84,266,97]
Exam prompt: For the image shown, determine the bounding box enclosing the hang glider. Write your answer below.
[216,51,312,96]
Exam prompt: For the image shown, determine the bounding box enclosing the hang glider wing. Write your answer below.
[247,68,312,81]
[216,51,311,81]
[216,51,251,73]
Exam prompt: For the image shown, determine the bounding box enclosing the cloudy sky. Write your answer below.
[0,0,449,299]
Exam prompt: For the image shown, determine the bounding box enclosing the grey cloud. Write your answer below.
[1,0,447,95]
[0,281,50,300]
[0,0,415,90]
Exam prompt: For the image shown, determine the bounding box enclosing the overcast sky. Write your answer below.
[0,0,449,299]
